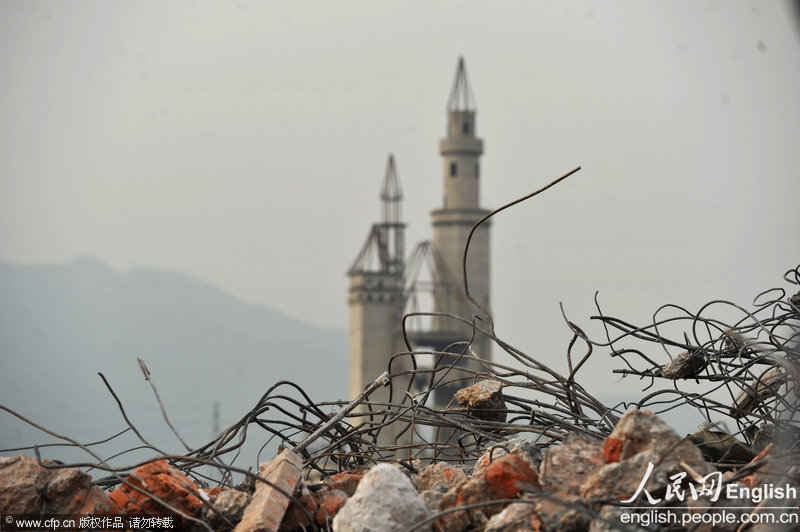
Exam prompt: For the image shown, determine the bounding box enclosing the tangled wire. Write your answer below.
[1,171,797,515]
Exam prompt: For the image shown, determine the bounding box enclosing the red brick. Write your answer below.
[107,459,203,524]
[603,437,624,463]
[327,469,364,497]
[315,489,347,526]
[280,492,319,531]
[485,454,539,499]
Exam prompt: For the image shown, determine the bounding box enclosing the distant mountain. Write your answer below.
[0,256,348,467]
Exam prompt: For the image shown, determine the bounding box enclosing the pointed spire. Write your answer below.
[380,153,402,204]
[447,56,476,111]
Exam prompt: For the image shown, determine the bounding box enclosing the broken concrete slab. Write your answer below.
[233,450,303,532]
[0,455,114,515]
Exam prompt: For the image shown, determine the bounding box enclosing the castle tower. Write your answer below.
[431,57,492,369]
[347,59,492,454]
[347,155,407,403]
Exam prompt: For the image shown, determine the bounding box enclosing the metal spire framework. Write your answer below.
[447,56,477,111]
[348,155,406,274]
[380,154,404,270]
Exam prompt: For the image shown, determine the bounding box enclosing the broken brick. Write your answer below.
[233,450,303,532]
[108,459,203,524]
[315,488,347,526]
[326,468,364,497]
[279,491,319,531]
[439,454,539,531]
[485,454,540,498]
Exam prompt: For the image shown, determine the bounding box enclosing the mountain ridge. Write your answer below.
[0,256,348,466]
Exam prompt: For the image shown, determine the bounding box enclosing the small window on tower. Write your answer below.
[450,162,457,177]
[462,122,470,135]
[475,163,480,178]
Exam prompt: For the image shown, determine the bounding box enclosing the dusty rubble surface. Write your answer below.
[2,408,798,532]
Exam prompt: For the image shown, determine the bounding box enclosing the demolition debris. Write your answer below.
[1,172,797,530]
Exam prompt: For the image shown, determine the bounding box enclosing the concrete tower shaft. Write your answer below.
[347,271,404,401]
[440,110,483,209]
[431,57,491,357]
[347,156,410,424]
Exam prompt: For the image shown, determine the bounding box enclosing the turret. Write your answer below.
[431,57,491,335]
[441,57,484,210]
[347,155,407,400]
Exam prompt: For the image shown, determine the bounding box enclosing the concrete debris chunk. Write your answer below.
[0,455,114,515]
[730,367,787,419]
[484,500,537,531]
[454,379,507,422]
[659,349,708,379]
[332,463,431,532]
[6,404,795,531]
[534,491,592,531]
[475,437,543,475]
[539,434,605,496]
[689,423,754,464]
[790,290,800,308]
[749,423,776,453]
[602,408,711,467]
[439,453,539,531]
[204,489,250,531]
[414,462,468,512]
[583,409,716,503]
[234,450,303,532]
[414,462,468,493]
[580,450,660,502]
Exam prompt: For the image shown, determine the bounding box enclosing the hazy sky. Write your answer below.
[1,1,798,398]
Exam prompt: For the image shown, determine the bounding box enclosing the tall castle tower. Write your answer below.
[347,59,491,447]
[414,57,493,412]
[431,57,491,359]
[347,155,406,403]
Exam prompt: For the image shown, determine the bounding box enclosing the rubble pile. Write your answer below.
[1,263,797,530]
[2,408,797,531]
